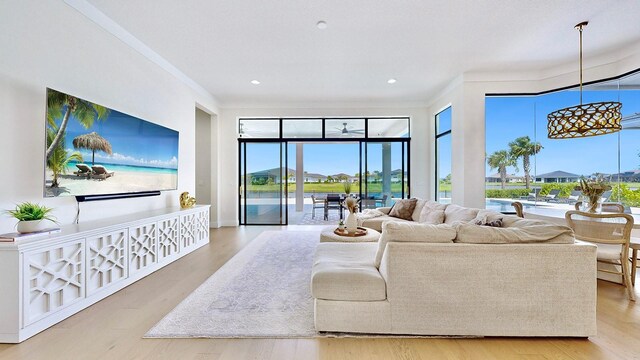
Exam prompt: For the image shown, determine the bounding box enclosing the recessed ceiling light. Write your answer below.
[316,21,327,30]
[251,80,260,85]
[387,78,397,84]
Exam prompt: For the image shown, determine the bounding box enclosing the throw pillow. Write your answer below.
[419,208,445,224]
[444,204,480,224]
[375,221,456,268]
[471,210,503,227]
[411,199,427,222]
[388,198,418,220]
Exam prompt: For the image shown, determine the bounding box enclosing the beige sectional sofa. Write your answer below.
[311,201,597,337]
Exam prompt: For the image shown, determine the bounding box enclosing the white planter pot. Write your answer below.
[345,212,358,234]
[17,220,50,234]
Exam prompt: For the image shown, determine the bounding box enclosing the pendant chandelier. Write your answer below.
[547,21,622,139]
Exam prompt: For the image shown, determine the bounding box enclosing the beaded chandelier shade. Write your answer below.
[547,21,622,139]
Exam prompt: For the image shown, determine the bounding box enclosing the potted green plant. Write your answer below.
[6,202,57,233]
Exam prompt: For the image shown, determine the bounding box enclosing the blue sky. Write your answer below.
[486,89,640,177]
[60,108,179,169]
[242,87,639,179]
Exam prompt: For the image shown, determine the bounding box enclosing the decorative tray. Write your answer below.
[334,227,368,237]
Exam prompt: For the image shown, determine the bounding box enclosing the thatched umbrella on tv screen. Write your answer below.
[72,132,112,166]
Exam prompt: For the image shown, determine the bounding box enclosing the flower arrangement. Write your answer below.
[576,176,611,213]
[343,197,359,214]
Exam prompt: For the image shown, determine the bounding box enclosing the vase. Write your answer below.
[345,212,358,234]
[585,194,603,213]
[17,220,50,234]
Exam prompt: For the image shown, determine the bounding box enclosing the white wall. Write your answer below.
[195,108,212,213]
[427,49,640,209]
[0,1,218,234]
[217,107,429,226]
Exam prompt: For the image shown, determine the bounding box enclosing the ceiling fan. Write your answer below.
[333,122,365,136]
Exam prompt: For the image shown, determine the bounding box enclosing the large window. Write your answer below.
[485,70,640,213]
[435,107,452,203]
[237,117,411,225]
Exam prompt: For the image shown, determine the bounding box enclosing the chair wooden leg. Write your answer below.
[632,249,638,287]
[622,260,636,301]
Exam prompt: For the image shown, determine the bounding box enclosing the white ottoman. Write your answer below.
[320,226,381,243]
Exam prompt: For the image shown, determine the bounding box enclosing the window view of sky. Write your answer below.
[486,89,640,177]
[245,142,404,176]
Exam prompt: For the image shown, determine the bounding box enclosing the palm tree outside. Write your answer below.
[487,150,517,190]
[46,89,110,160]
[509,136,543,190]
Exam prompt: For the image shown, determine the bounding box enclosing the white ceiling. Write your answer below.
[85,0,640,106]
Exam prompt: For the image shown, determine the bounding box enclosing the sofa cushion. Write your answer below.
[471,210,503,227]
[454,223,575,244]
[502,216,548,228]
[360,215,413,232]
[312,242,386,301]
[375,222,456,267]
[388,198,418,220]
[444,204,480,224]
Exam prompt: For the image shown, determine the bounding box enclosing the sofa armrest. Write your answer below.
[378,242,597,336]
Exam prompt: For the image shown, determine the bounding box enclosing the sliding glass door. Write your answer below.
[239,141,288,225]
[362,142,409,209]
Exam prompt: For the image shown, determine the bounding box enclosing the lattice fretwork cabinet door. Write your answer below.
[86,230,128,296]
[195,208,210,244]
[129,222,157,275]
[157,217,179,262]
[23,240,85,325]
[180,213,198,251]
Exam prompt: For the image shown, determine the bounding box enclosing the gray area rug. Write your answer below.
[294,212,342,225]
[145,230,319,338]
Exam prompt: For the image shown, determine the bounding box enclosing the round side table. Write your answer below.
[320,226,381,243]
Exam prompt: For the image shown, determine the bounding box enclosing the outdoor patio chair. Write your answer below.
[543,189,561,202]
[91,165,115,180]
[520,188,541,201]
[325,194,342,221]
[565,190,582,204]
[74,163,92,177]
[310,195,325,219]
[565,210,636,301]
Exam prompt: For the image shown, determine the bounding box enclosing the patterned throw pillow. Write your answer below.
[473,218,503,227]
[388,198,418,220]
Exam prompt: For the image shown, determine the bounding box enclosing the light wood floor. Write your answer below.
[1,225,638,360]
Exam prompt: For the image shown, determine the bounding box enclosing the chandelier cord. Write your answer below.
[578,24,583,105]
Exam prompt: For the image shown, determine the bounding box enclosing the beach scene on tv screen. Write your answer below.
[44,89,179,197]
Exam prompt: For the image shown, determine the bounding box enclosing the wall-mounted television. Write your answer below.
[44,88,179,198]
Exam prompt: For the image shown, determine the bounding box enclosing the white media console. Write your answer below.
[0,205,210,343]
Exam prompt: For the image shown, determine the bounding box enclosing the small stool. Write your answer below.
[320,226,380,243]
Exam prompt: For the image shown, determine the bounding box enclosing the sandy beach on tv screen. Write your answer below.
[44,168,177,197]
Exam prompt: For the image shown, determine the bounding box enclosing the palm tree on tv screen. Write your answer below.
[509,136,543,190]
[45,90,110,161]
[487,150,517,190]
[46,126,83,188]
